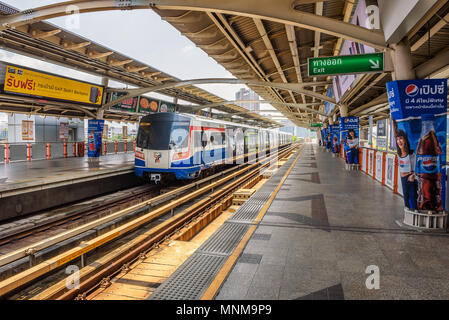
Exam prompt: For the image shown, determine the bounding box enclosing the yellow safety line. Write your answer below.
[201,145,306,300]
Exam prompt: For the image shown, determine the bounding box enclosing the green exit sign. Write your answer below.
[308,52,384,77]
[310,123,323,127]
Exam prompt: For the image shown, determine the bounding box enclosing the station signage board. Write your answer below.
[308,52,384,77]
[0,62,104,106]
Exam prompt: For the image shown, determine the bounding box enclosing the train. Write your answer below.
[134,112,293,183]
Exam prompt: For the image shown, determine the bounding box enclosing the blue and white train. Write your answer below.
[134,112,292,182]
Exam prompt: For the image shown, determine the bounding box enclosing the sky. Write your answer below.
[0,1,287,123]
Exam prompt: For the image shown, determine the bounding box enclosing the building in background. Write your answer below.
[279,126,315,139]
[235,88,260,112]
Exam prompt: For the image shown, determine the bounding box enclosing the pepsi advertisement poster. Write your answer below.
[340,117,359,164]
[88,119,105,158]
[387,79,447,212]
[329,125,340,154]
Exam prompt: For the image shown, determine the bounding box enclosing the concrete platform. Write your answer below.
[215,144,449,300]
[0,153,135,192]
[0,153,142,221]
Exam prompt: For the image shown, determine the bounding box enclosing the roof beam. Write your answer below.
[61,41,91,50]
[253,18,298,106]
[126,66,148,73]
[0,0,387,48]
[30,28,61,39]
[187,100,324,115]
[103,78,336,111]
[87,50,114,59]
[108,58,134,67]
[411,11,449,52]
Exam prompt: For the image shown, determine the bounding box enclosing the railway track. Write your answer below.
[0,144,299,299]
[0,184,161,246]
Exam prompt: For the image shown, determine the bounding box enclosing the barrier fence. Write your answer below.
[1,141,136,163]
[331,143,404,197]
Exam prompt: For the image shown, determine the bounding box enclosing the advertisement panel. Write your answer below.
[332,0,377,103]
[368,150,374,176]
[138,96,160,114]
[362,148,367,172]
[387,78,447,211]
[324,86,336,116]
[21,120,34,141]
[59,122,69,140]
[159,101,176,113]
[103,124,109,139]
[109,92,138,113]
[87,120,105,158]
[385,154,395,189]
[123,126,128,140]
[377,119,387,150]
[388,116,397,152]
[340,117,359,164]
[329,125,340,154]
[375,152,383,182]
[2,63,104,106]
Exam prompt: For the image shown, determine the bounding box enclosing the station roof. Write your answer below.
[151,0,449,128]
[0,1,448,128]
[0,1,280,127]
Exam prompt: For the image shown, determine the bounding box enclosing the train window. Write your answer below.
[137,121,189,150]
[170,127,189,149]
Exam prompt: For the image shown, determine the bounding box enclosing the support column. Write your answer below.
[339,104,348,117]
[101,77,109,105]
[390,39,416,81]
[88,77,108,165]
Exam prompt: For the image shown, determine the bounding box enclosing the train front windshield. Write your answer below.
[137,120,190,150]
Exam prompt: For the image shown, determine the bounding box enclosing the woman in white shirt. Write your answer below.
[396,129,417,210]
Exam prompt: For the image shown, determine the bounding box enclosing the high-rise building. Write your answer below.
[235,88,260,112]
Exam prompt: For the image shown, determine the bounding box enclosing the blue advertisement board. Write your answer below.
[324,86,336,116]
[87,119,105,158]
[329,125,340,154]
[387,79,447,212]
[340,117,359,164]
[323,127,331,150]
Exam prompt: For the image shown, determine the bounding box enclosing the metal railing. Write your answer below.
[0,141,136,163]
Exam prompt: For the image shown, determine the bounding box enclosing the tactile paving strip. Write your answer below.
[197,223,249,256]
[149,253,227,300]
[148,148,302,300]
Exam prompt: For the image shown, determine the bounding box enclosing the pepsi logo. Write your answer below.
[406,84,419,97]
